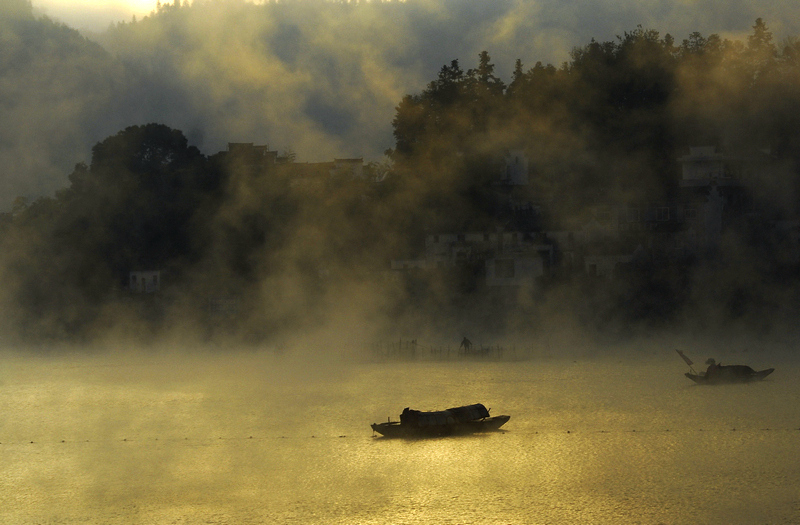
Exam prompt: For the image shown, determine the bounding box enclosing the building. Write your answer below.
[584,244,647,279]
[332,158,364,179]
[399,230,553,286]
[129,271,160,293]
[500,150,529,186]
[223,142,279,172]
[676,146,757,254]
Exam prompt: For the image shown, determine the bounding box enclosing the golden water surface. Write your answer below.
[1,346,798,524]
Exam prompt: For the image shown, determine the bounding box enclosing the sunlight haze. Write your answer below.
[3,0,800,522]
[33,0,156,30]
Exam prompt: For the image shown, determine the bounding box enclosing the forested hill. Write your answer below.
[389,22,800,226]
[2,13,800,344]
[2,0,532,211]
[0,1,129,210]
[3,0,800,212]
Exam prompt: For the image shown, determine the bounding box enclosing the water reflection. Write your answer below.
[0,348,797,523]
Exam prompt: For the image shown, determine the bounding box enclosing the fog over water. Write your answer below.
[3,1,800,521]
[1,340,799,523]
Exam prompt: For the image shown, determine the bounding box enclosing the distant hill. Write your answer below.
[2,0,799,211]
[0,3,129,210]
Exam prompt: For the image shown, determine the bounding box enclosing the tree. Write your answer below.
[468,50,505,97]
[11,196,29,216]
[88,123,203,178]
[0,124,223,339]
[506,58,525,97]
[59,124,212,281]
[427,59,465,107]
[748,18,776,59]
[463,51,505,135]
[744,18,777,84]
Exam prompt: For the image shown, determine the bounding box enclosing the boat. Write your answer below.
[685,365,775,385]
[371,403,510,438]
[676,350,774,385]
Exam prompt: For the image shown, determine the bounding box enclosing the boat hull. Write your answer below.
[371,415,510,438]
[685,367,774,385]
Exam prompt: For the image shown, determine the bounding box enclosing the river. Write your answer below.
[1,342,798,524]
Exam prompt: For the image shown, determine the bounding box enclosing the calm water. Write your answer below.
[1,345,799,524]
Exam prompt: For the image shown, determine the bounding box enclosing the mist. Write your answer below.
[4,2,800,522]
[2,340,799,523]
[0,0,799,348]
[3,0,799,211]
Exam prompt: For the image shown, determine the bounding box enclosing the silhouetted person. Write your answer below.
[400,407,419,426]
[460,337,472,353]
[705,358,720,379]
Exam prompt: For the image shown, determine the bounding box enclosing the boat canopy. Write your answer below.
[447,404,490,422]
[417,411,456,427]
[400,403,491,427]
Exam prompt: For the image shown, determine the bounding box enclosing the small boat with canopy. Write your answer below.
[371,403,510,437]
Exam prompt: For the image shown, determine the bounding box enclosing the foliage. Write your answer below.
[390,21,800,216]
[1,125,220,339]
[3,21,800,341]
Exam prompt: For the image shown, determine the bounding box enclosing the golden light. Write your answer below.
[33,0,159,30]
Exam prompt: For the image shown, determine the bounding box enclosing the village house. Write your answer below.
[279,161,332,189]
[215,142,367,190]
[499,150,529,186]
[278,158,365,189]
[675,145,759,254]
[390,230,553,286]
[544,200,690,279]
[543,146,777,278]
[391,145,769,282]
[217,141,791,285]
[207,295,241,320]
[583,244,648,278]
[221,142,281,171]
[129,270,160,293]
[331,158,364,179]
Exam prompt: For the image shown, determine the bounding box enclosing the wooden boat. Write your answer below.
[685,365,774,385]
[371,403,510,438]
